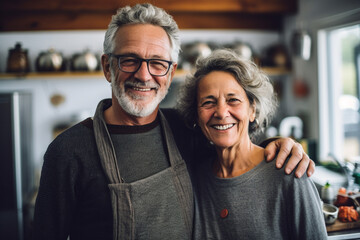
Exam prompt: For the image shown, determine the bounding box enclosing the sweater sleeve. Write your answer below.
[33,133,78,240]
[285,174,328,240]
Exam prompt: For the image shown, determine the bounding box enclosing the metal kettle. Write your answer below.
[231,42,253,60]
[36,48,65,72]
[291,30,311,61]
[70,50,99,71]
[6,43,30,73]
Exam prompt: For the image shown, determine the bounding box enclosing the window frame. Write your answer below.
[318,18,360,162]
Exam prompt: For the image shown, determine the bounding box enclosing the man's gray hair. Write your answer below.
[177,49,278,140]
[103,3,180,62]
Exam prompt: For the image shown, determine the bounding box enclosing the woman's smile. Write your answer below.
[211,123,235,131]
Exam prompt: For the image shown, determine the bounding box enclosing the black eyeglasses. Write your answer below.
[108,54,173,76]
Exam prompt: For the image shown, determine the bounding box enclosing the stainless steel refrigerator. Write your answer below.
[0,92,34,240]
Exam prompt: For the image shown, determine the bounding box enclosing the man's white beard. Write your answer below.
[111,70,170,117]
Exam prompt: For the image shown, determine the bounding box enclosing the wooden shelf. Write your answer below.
[261,67,292,76]
[0,71,104,79]
[0,68,290,80]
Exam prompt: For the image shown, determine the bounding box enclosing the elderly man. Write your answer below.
[33,3,314,240]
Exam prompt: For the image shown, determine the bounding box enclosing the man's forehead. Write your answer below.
[113,24,172,59]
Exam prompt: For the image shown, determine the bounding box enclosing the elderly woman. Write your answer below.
[177,49,327,239]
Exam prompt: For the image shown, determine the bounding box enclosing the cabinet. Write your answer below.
[0,0,296,31]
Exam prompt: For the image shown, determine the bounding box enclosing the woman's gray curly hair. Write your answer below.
[103,3,181,62]
[176,49,278,140]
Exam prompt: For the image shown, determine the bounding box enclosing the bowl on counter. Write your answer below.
[323,203,339,225]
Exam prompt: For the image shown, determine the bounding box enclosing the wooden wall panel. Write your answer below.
[0,0,295,31]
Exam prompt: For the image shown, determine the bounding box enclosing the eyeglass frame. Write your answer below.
[107,53,174,77]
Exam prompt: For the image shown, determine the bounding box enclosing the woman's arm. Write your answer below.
[286,175,328,240]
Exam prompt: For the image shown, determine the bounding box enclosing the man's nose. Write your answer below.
[134,61,152,81]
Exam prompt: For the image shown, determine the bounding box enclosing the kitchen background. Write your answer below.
[0,29,285,168]
[0,0,359,239]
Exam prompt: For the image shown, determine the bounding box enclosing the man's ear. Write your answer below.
[101,54,112,83]
[168,63,178,85]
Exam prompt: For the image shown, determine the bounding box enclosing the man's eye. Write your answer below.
[120,58,138,66]
[150,60,168,70]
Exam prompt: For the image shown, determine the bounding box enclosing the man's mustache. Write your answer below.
[124,79,160,90]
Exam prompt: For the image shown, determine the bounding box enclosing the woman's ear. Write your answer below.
[193,114,199,129]
[250,103,256,122]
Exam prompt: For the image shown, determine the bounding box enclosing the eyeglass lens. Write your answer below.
[119,56,170,76]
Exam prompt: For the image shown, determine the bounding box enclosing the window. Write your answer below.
[319,23,360,163]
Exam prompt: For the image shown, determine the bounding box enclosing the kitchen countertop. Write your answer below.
[312,166,360,238]
[328,228,360,239]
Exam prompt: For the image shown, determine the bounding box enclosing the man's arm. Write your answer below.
[33,139,75,240]
[260,137,315,178]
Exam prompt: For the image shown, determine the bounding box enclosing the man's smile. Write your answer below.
[132,87,152,92]
[124,81,159,95]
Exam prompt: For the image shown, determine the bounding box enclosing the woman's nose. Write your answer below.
[214,103,229,119]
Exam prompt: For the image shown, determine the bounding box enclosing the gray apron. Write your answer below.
[93,100,193,240]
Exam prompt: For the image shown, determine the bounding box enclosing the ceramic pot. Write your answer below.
[70,50,99,71]
[323,203,338,225]
[36,48,65,72]
[231,42,253,60]
[6,43,30,73]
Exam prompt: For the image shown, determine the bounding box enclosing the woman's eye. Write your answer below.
[228,98,240,103]
[201,101,215,107]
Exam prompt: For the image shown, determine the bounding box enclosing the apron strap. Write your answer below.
[93,99,122,183]
[158,111,184,167]
[93,100,133,240]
